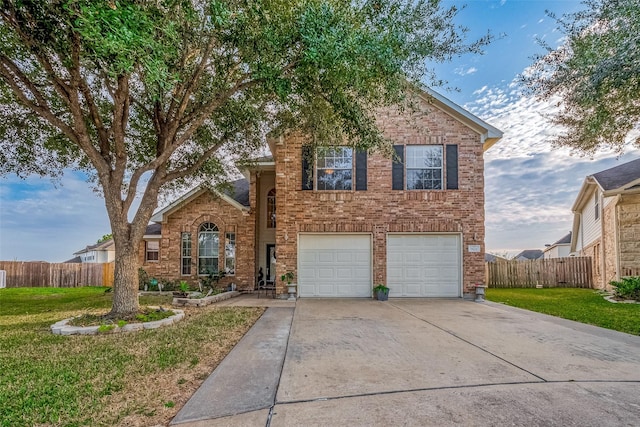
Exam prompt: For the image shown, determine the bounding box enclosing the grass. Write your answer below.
[486,288,640,336]
[0,287,264,427]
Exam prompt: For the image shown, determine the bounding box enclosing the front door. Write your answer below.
[266,244,276,283]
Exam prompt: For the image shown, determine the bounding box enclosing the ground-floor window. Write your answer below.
[145,241,159,262]
[181,233,192,275]
[198,222,219,275]
[225,232,236,275]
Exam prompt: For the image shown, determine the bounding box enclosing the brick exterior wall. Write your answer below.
[139,190,256,291]
[273,100,486,297]
[602,198,617,289]
[617,194,640,277]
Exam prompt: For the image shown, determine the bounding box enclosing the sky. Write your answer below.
[1,0,639,262]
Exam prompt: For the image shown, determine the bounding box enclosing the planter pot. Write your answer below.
[376,290,389,301]
[287,284,297,301]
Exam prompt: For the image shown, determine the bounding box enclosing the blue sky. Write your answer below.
[1,0,639,261]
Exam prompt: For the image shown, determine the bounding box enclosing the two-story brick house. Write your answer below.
[140,87,502,298]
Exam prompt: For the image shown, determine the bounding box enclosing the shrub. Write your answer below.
[610,276,640,301]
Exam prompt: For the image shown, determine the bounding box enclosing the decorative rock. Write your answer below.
[172,290,242,307]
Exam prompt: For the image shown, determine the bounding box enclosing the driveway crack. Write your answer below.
[390,302,548,383]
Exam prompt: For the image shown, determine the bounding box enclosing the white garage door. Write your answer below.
[298,234,371,297]
[387,234,461,297]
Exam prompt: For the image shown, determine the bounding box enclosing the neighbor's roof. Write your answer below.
[73,239,115,256]
[515,249,543,260]
[150,179,250,223]
[552,232,572,246]
[592,158,640,193]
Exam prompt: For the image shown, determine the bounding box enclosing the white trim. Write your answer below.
[150,186,249,223]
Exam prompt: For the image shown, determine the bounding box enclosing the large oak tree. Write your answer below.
[523,0,640,154]
[0,0,489,316]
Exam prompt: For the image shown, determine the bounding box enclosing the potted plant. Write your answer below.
[281,272,297,300]
[373,283,390,301]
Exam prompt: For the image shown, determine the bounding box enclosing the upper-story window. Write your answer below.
[406,145,443,190]
[198,222,219,275]
[267,188,276,228]
[316,147,353,190]
[393,144,457,191]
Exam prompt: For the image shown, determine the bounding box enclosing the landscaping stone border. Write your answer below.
[50,307,185,336]
[604,294,640,304]
[172,290,241,307]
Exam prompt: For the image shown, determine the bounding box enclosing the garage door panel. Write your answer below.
[387,234,461,298]
[299,235,371,297]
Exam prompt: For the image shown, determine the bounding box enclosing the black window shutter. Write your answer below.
[446,145,458,190]
[355,149,367,191]
[301,145,313,190]
[392,145,404,190]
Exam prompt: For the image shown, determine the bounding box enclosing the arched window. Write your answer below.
[267,188,276,228]
[198,222,219,275]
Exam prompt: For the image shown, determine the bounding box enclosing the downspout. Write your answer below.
[599,191,605,289]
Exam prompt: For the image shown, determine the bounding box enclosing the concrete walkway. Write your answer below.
[172,298,640,426]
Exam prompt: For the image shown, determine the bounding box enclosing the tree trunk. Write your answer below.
[109,246,140,317]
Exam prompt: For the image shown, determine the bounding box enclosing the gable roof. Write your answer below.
[592,158,640,193]
[418,86,503,152]
[150,179,250,223]
[552,232,572,246]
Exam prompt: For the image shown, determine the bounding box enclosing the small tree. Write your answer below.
[522,0,640,154]
[0,1,490,316]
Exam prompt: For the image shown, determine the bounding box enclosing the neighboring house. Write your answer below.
[485,253,507,263]
[70,239,116,263]
[140,87,503,298]
[570,158,640,289]
[514,250,543,261]
[542,232,572,259]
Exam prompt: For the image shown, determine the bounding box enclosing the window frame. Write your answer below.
[225,232,236,275]
[266,188,276,228]
[181,232,192,276]
[405,145,444,190]
[145,240,159,262]
[315,146,354,191]
[197,223,219,276]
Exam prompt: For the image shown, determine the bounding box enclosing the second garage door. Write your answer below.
[387,234,461,297]
[298,234,372,297]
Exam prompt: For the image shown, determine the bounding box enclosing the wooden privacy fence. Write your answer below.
[0,261,114,288]
[486,257,593,288]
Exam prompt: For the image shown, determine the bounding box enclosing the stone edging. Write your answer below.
[172,290,241,307]
[604,294,640,304]
[50,307,185,336]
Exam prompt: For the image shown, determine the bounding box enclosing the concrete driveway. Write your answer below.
[173,298,640,426]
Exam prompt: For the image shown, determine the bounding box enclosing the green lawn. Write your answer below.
[486,288,640,336]
[0,287,263,427]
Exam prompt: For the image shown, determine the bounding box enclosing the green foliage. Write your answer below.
[280,271,295,284]
[179,280,190,293]
[138,268,149,290]
[523,0,640,154]
[373,283,389,293]
[610,276,640,301]
[0,287,263,426]
[486,288,640,336]
[97,233,113,243]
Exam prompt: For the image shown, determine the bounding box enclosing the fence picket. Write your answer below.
[486,257,593,288]
[0,261,115,288]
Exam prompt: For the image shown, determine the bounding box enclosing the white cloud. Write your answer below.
[454,66,478,76]
[0,173,111,261]
[467,81,640,253]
